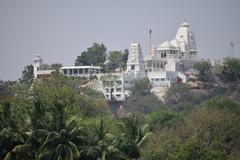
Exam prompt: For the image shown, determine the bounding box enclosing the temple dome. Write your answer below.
[176,21,196,50]
[159,39,181,50]
[169,39,181,49]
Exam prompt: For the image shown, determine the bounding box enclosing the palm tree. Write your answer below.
[0,128,25,160]
[37,121,80,160]
[119,114,152,159]
[2,129,49,160]
[82,119,125,160]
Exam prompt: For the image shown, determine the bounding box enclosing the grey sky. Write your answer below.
[0,0,240,80]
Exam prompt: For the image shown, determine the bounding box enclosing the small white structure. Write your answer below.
[32,54,54,79]
[60,66,101,78]
[101,73,125,101]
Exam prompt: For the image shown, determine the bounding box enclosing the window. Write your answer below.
[155,78,159,81]
[74,69,78,74]
[79,69,83,74]
[116,88,122,92]
[68,69,72,74]
[64,69,67,74]
[125,81,128,84]
[116,94,121,98]
[85,69,89,74]
[131,65,135,70]
[106,88,109,93]
[161,78,165,81]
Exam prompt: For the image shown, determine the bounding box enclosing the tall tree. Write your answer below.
[75,43,107,67]
[106,51,127,72]
[37,122,80,160]
[19,64,34,84]
[119,114,151,159]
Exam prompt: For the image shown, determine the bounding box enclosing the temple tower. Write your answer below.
[32,53,42,78]
[126,43,146,79]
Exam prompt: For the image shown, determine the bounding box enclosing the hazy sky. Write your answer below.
[0,0,240,80]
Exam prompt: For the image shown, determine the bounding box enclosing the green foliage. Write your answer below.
[0,80,16,99]
[50,63,63,74]
[146,110,180,130]
[119,114,152,159]
[75,43,107,67]
[141,107,240,160]
[50,63,62,70]
[0,99,30,132]
[0,128,24,159]
[131,78,151,96]
[202,96,240,114]
[124,93,165,114]
[165,84,209,110]
[124,78,166,114]
[19,64,34,84]
[194,61,212,81]
[2,62,240,160]
[106,51,127,72]
[37,122,80,160]
[220,57,240,82]
[173,139,229,160]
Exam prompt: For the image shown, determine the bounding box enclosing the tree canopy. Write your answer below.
[75,43,107,67]
[106,50,128,72]
[220,57,240,82]
[19,64,34,84]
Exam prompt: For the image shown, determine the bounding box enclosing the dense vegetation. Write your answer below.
[0,57,240,160]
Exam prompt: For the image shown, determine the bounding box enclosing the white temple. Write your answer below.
[32,21,199,101]
[144,21,198,87]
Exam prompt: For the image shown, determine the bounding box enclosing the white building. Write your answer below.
[124,43,147,89]
[32,21,199,101]
[32,54,54,79]
[145,21,198,87]
[60,66,102,78]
